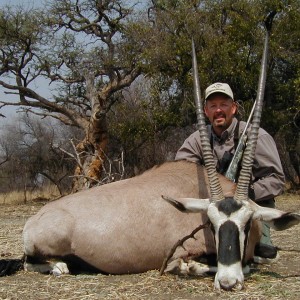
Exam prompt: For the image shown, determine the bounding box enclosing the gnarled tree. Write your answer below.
[0,1,143,190]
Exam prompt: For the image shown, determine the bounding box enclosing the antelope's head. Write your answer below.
[163,192,300,290]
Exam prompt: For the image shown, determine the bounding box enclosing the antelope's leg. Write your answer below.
[165,259,251,276]
[187,260,217,275]
[165,258,216,276]
[187,261,250,275]
[164,258,189,275]
[25,259,69,276]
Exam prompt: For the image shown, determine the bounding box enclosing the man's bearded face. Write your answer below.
[204,94,237,133]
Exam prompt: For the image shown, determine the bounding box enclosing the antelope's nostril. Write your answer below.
[220,279,243,291]
[220,280,243,291]
[220,280,235,291]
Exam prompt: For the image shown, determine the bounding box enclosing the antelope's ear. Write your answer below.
[253,205,300,231]
[162,195,210,213]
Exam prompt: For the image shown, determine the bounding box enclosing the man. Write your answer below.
[176,82,285,259]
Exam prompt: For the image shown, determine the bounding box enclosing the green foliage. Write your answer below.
[141,0,300,131]
[109,77,185,149]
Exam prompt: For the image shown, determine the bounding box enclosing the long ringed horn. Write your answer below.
[234,12,276,201]
[192,39,224,202]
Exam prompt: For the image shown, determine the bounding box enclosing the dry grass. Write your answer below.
[0,185,61,205]
[0,194,299,299]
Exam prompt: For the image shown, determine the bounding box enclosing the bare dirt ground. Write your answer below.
[0,194,299,300]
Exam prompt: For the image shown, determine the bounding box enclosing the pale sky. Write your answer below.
[0,0,41,7]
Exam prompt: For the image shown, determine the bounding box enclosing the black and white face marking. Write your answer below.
[218,220,241,265]
[163,194,300,290]
[207,197,254,290]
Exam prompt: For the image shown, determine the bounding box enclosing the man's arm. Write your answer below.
[175,131,204,163]
[251,130,285,202]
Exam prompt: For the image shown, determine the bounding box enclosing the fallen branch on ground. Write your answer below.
[159,221,210,276]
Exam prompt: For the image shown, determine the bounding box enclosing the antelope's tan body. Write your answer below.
[23,161,238,273]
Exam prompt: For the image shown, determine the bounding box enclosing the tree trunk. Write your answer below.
[70,67,140,191]
[72,110,108,191]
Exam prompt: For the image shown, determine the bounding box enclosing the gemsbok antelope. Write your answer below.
[6,13,300,291]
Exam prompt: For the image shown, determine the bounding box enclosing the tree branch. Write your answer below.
[159,221,210,276]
